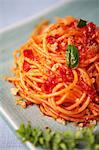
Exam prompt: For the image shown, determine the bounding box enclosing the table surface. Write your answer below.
[0,0,60,149]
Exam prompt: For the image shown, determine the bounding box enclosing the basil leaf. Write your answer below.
[77,19,87,28]
[66,45,79,68]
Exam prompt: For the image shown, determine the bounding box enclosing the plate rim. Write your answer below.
[0,0,73,34]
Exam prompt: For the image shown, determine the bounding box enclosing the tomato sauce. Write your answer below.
[23,49,34,60]
[59,66,73,83]
[23,60,30,72]
[23,49,34,72]
[46,36,56,44]
[42,75,57,93]
[79,80,96,99]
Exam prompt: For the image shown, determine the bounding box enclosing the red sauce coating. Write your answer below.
[87,22,96,33]
[26,101,33,106]
[46,36,56,44]
[23,49,34,60]
[78,80,96,99]
[59,66,73,83]
[23,49,34,72]
[42,75,57,93]
[23,60,30,72]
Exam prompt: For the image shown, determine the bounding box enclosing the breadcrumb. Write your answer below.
[10,88,19,96]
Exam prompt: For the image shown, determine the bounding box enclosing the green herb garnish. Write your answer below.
[66,45,79,68]
[16,123,99,150]
[77,19,87,28]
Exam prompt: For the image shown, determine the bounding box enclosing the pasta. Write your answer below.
[7,16,99,125]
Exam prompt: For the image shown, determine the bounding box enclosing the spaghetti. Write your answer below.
[7,16,99,124]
